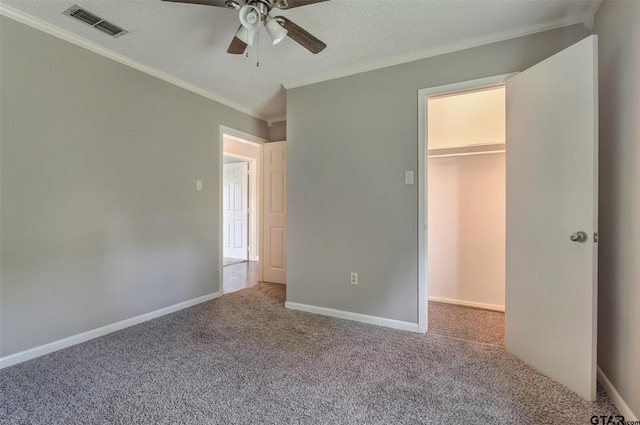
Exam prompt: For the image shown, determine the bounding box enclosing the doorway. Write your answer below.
[426,85,506,345]
[223,156,249,263]
[418,74,514,334]
[220,127,265,294]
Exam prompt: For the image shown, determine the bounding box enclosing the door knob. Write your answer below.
[570,231,588,243]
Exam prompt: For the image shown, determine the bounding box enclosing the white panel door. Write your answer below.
[223,162,248,259]
[263,142,286,284]
[506,36,598,401]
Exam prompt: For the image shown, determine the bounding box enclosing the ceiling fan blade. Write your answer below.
[161,0,240,8]
[227,35,248,54]
[275,0,330,10]
[277,16,326,54]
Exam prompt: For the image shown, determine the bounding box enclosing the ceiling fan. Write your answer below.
[162,0,329,54]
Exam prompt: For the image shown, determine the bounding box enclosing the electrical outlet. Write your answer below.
[350,272,358,285]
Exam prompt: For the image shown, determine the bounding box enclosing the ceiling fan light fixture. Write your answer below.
[235,25,257,46]
[266,17,288,45]
[239,4,261,29]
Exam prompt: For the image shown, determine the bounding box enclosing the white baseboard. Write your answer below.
[284,302,420,332]
[597,366,638,421]
[0,291,222,369]
[428,296,505,312]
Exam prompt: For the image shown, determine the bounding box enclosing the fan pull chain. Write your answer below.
[256,28,260,67]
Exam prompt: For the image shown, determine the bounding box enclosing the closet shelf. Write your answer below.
[428,142,505,159]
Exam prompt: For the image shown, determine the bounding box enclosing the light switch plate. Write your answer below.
[405,171,414,185]
[196,180,203,191]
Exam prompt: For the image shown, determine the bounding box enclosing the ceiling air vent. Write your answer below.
[63,5,129,38]
[94,20,126,37]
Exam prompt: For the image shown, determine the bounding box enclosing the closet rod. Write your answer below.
[428,150,505,159]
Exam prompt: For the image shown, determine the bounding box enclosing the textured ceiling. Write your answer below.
[1,0,597,121]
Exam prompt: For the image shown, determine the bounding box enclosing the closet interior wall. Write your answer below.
[427,87,506,311]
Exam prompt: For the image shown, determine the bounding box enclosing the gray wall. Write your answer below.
[286,24,590,324]
[269,121,287,141]
[0,16,269,357]
[594,0,640,417]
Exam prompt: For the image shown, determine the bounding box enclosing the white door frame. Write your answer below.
[417,73,516,333]
[218,125,267,293]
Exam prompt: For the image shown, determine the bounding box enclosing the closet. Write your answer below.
[427,86,505,311]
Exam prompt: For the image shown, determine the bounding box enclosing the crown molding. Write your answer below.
[267,115,287,126]
[283,10,592,90]
[585,0,604,18]
[0,4,269,122]
[582,0,604,30]
[2,0,601,118]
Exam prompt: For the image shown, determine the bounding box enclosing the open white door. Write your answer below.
[262,141,286,284]
[223,162,249,260]
[506,36,598,401]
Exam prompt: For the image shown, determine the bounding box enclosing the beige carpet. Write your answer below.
[0,283,619,424]
[428,301,504,346]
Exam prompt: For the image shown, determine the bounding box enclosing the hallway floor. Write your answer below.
[223,260,260,294]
